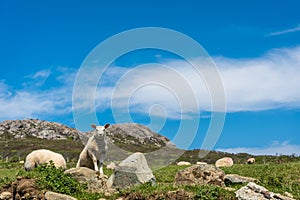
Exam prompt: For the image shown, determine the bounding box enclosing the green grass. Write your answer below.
[1,160,300,199]
[222,162,300,199]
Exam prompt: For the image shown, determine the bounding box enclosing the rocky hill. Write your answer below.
[0,119,175,161]
[0,119,81,140]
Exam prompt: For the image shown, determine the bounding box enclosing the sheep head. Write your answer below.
[91,123,110,136]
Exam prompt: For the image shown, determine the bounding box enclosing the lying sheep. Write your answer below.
[76,123,110,175]
[247,157,255,164]
[24,149,66,170]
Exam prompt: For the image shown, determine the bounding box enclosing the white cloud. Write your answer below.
[84,45,300,118]
[0,68,74,121]
[216,141,300,155]
[216,46,300,111]
[269,24,300,36]
[2,45,300,122]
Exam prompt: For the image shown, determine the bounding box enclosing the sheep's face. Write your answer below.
[91,124,110,136]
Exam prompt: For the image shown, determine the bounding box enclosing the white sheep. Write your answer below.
[24,149,66,170]
[247,157,255,164]
[76,123,110,175]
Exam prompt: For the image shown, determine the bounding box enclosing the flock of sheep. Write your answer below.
[24,123,110,175]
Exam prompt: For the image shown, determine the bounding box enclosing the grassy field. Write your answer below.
[1,160,300,199]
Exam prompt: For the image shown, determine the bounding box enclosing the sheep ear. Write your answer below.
[91,124,97,129]
[104,124,110,129]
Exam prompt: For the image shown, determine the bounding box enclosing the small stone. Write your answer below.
[0,191,12,200]
[45,191,77,200]
[196,162,207,165]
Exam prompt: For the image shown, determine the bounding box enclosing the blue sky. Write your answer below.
[1,0,300,155]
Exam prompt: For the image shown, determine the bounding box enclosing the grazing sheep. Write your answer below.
[24,149,66,171]
[76,123,110,175]
[247,157,255,164]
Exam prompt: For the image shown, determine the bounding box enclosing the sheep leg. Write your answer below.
[88,150,98,171]
[99,162,103,174]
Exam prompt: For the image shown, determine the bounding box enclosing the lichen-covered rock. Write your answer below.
[174,164,225,187]
[107,152,156,189]
[224,174,257,184]
[45,191,77,200]
[65,167,111,193]
[235,182,295,200]
[0,191,12,200]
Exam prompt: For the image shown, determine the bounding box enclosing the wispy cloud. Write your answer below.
[0,68,75,121]
[1,45,300,122]
[216,141,300,155]
[82,45,300,118]
[268,24,300,36]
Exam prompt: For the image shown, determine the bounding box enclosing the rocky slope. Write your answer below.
[0,119,174,151]
[0,119,81,140]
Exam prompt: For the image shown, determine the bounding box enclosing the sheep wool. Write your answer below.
[24,149,66,170]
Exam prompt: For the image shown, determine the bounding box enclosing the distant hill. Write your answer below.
[0,119,177,163]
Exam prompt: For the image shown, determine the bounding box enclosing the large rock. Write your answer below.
[107,152,156,189]
[235,182,295,200]
[215,157,234,167]
[45,191,77,200]
[174,164,225,187]
[224,174,257,184]
[65,167,110,193]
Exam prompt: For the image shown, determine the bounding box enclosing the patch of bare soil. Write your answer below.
[0,176,44,200]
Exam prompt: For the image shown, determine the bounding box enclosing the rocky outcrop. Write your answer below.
[45,191,77,200]
[0,119,81,140]
[235,182,295,200]
[107,152,156,189]
[224,174,257,184]
[174,164,225,187]
[215,157,234,167]
[64,167,112,193]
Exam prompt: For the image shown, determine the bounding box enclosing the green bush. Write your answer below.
[18,161,86,195]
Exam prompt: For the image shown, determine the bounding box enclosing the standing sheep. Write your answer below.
[24,149,66,171]
[76,123,110,175]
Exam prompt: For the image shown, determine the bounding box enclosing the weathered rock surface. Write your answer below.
[0,191,12,200]
[177,161,191,166]
[107,152,156,189]
[65,167,111,193]
[224,174,257,184]
[215,157,234,167]
[106,162,116,170]
[45,191,77,200]
[235,182,295,200]
[174,164,225,187]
